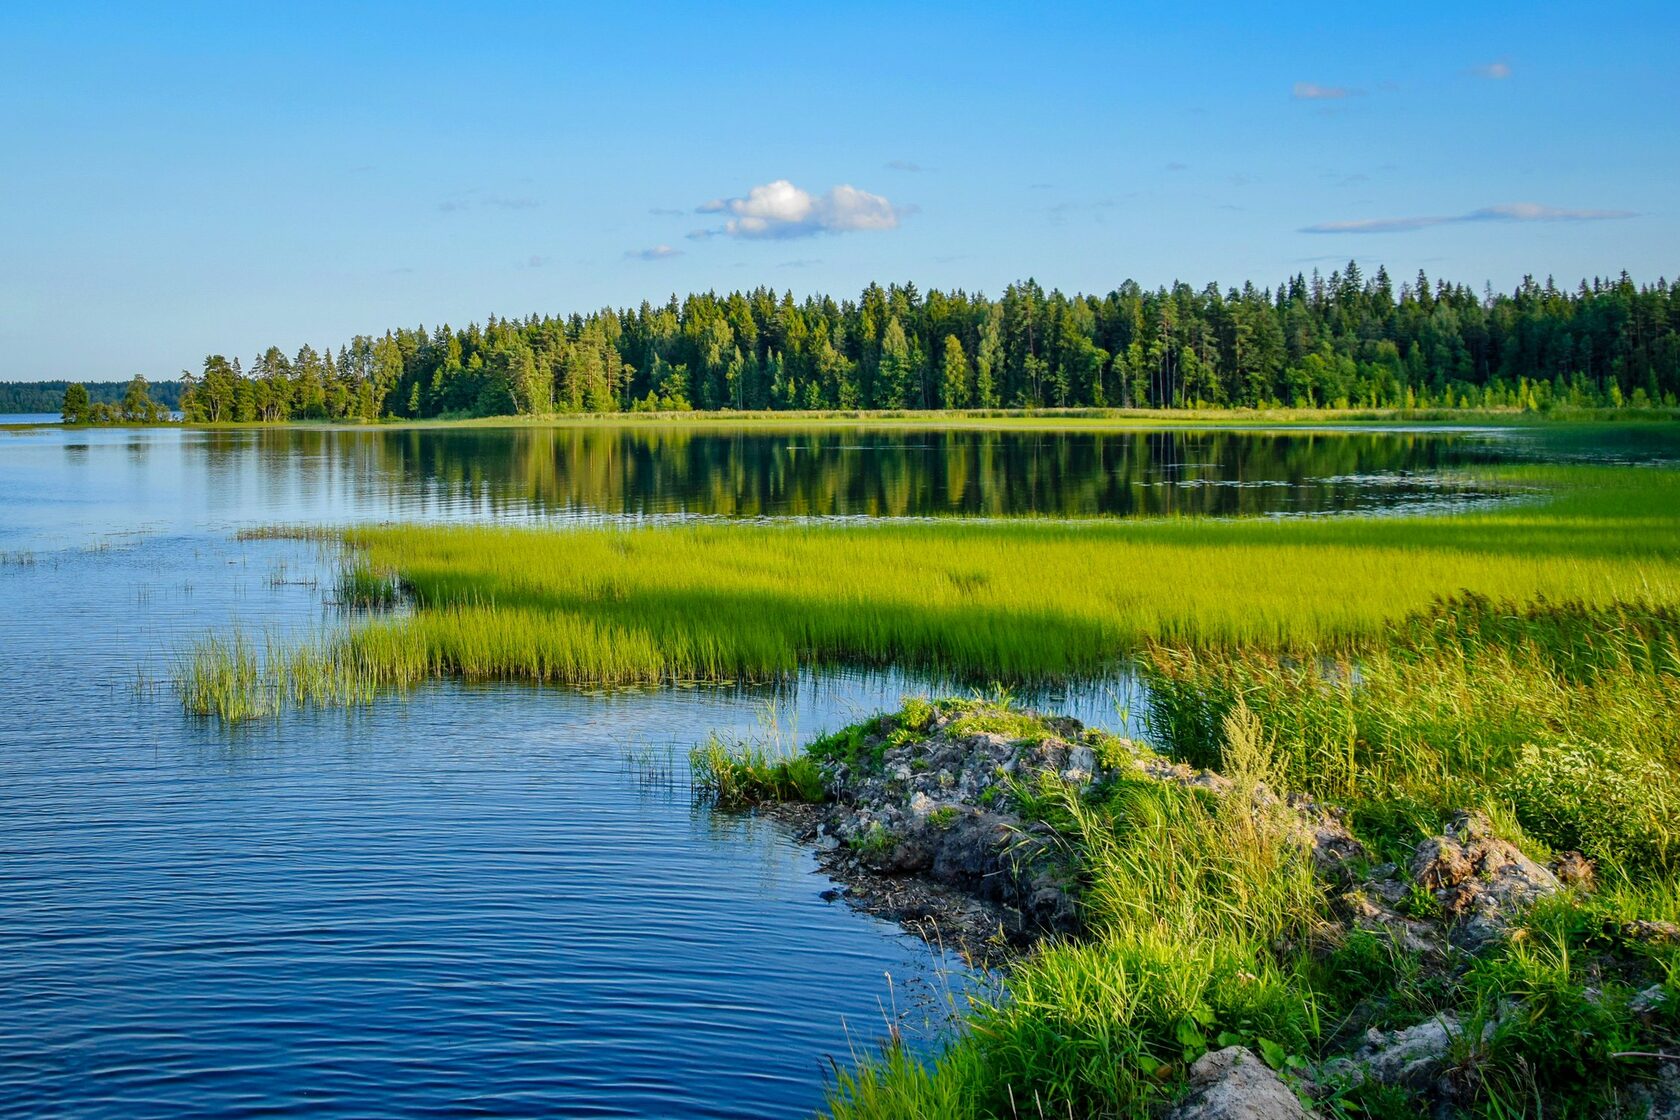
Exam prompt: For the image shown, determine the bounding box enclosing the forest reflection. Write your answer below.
[193,425,1508,521]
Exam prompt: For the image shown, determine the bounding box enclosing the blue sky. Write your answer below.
[4,1,1676,380]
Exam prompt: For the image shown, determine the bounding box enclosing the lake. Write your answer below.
[0,420,1590,1117]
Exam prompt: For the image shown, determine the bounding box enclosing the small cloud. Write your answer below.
[525,255,547,268]
[885,159,929,173]
[649,207,687,216]
[695,179,905,239]
[685,229,715,241]
[483,196,539,210]
[1469,59,1512,79]
[1293,81,1360,100]
[1301,201,1637,234]
[626,244,683,261]
[778,258,822,268]
[1028,182,1057,190]
[1165,161,1188,172]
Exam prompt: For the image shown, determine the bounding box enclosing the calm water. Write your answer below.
[0,420,1565,1117]
[0,423,1525,549]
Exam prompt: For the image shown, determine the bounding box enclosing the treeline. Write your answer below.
[161,265,1680,420]
[1,379,181,414]
[60,375,171,424]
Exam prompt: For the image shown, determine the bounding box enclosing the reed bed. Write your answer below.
[175,464,1680,720]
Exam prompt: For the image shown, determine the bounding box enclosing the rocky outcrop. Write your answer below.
[811,710,1121,941]
[1410,811,1559,950]
[1318,1013,1491,1094]
[1168,1046,1319,1120]
[1329,810,1561,957]
[800,705,1572,966]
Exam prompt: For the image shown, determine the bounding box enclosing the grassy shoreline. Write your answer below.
[18,404,1680,434]
[698,627,1680,1118]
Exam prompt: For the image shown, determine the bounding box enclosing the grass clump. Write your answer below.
[174,628,380,722]
[690,734,825,808]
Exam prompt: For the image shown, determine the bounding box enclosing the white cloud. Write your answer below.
[626,244,682,261]
[1292,81,1359,100]
[697,179,905,239]
[1302,202,1637,234]
[1470,60,1512,79]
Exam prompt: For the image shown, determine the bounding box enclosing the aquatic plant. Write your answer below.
[175,464,1680,721]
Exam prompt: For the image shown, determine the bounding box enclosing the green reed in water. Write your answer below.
[174,628,382,721]
[176,463,1680,721]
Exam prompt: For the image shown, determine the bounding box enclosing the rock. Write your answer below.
[1629,1056,1680,1120]
[807,703,1136,945]
[1551,850,1596,891]
[1320,1013,1489,1092]
[1631,984,1670,1017]
[1137,755,1234,795]
[1061,744,1097,783]
[1410,811,1559,950]
[1305,812,1367,881]
[1168,1046,1318,1120]
[1336,886,1445,956]
[1625,919,1680,945]
[1411,836,1474,891]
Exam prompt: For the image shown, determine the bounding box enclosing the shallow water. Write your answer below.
[0,420,1601,1117]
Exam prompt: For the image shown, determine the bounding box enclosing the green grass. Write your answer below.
[1140,595,1680,871]
[799,615,1680,1117]
[174,628,381,720]
[174,463,1680,720]
[690,734,825,807]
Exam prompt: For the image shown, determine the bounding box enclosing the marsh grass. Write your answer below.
[176,463,1680,721]
[690,735,825,807]
[1141,595,1680,870]
[689,700,824,807]
[173,628,382,721]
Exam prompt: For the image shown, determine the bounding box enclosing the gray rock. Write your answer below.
[1168,1046,1318,1120]
[1411,811,1559,950]
[1631,984,1670,1017]
[1321,1013,1491,1091]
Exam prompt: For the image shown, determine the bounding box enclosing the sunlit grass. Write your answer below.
[812,600,1680,1117]
[175,464,1680,719]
